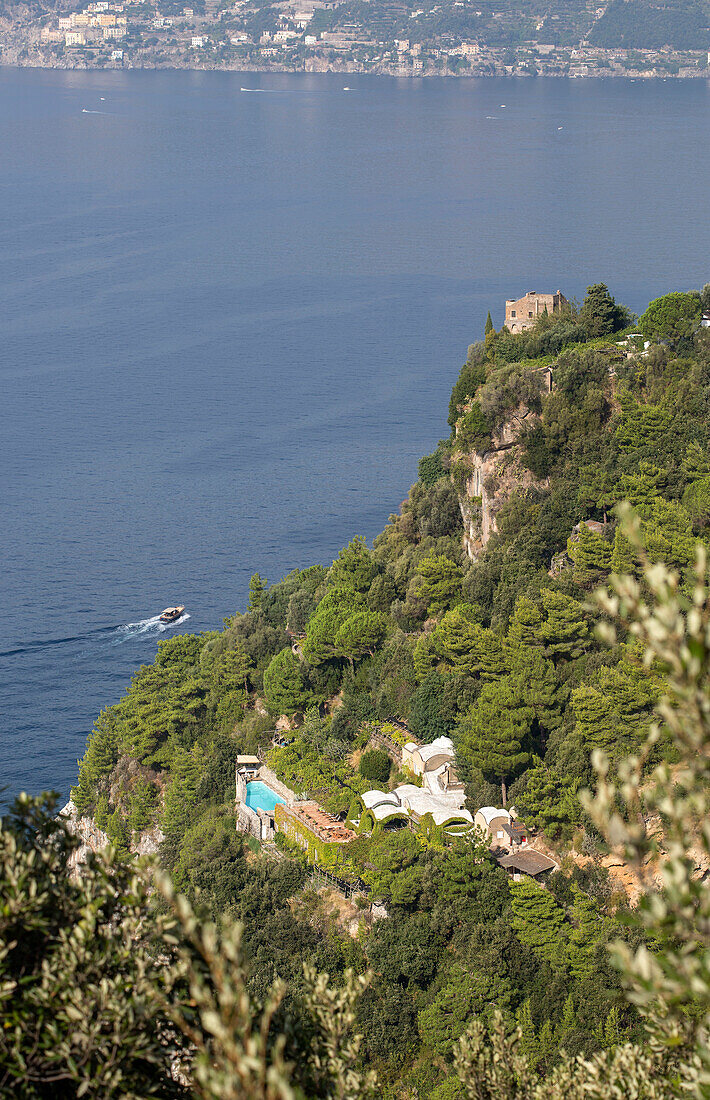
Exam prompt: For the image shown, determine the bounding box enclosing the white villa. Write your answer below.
[359,783,473,836]
[474,806,558,880]
[401,735,464,796]
[474,806,529,851]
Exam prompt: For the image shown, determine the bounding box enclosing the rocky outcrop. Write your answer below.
[61,800,110,874]
[133,824,165,858]
[456,406,547,560]
[60,800,164,874]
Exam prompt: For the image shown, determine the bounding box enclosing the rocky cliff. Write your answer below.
[61,799,164,875]
[455,405,547,560]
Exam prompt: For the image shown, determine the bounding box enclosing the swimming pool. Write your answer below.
[245,780,285,815]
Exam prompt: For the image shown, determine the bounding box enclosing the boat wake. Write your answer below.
[1,614,190,658]
[0,625,118,659]
[113,613,190,642]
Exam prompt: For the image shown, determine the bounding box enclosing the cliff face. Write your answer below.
[61,800,110,874]
[61,798,164,875]
[456,406,547,560]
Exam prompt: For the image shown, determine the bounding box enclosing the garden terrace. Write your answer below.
[283,801,357,845]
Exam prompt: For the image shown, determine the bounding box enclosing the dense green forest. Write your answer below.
[3,283,710,1098]
[240,0,710,52]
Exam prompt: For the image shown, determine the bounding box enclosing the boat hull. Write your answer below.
[159,605,185,623]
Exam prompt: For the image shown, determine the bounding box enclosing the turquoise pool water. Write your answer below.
[245,780,285,815]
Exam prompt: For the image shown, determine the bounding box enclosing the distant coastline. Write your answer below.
[3,7,709,83]
[3,55,710,79]
[4,0,709,83]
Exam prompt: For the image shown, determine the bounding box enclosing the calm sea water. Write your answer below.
[1,69,709,801]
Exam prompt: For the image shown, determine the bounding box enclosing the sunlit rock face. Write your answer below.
[456,406,548,561]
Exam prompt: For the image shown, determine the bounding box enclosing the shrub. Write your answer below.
[456,402,492,453]
[419,442,450,487]
[359,749,392,783]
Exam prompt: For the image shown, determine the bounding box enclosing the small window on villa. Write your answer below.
[528,311,533,318]
[511,310,516,318]
[497,830,505,839]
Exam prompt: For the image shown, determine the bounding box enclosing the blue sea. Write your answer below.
[1,68,708,801]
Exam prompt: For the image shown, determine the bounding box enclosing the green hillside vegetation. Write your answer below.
[5,528,710,1097]
[589,0,710,49]
[39,280,710,1096]
[286,0,710,50]
[9,0,708,50]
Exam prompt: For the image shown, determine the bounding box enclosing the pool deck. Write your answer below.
[235,760,295,842]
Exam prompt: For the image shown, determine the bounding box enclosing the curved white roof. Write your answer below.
[371,803,409,821]
[430,807,474,827]
[431,736,454,750]
[393,783,421,802]
[403,741,419,752]
[418,743,454,764]
[393,784,465,819]
[361,790,399,810]
[476,806,510,825]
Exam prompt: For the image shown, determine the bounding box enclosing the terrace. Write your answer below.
[287,800,357,844]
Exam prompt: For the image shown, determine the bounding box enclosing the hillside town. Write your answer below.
[2,0,709,77]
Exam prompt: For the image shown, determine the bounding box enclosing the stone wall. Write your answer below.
[236,802,264,840]
[236,798,279,842]
[366,727,405,765]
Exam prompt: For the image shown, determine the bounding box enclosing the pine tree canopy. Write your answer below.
[510,878,567,965]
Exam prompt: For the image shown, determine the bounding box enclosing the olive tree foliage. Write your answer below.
[453,1014,669,1100]
[153,877,294,1100]
[0,795,377,1100]
[0,794,186,1100]
[301,965,378,1100]
[155,877,378,1100]
[451,511,710,1098]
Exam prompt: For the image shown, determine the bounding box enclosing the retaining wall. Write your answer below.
[237,802,262,840]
